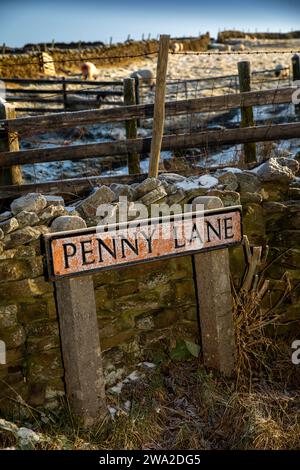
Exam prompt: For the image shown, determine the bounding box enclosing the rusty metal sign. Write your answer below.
[43,206,242,280]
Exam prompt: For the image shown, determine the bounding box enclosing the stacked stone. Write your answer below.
[0,194,69,412]
[0,155,300,411]
[0,40,160,78]
[0,183,201,412]
[0,52,42,79]
[222,157,300,329]
[0,36,210,79]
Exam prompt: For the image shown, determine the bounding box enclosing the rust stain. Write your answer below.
[46,209,242,279]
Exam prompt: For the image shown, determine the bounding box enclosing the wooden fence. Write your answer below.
[0,77,124,113]
[0,63,291,115]
[0,83,298,198]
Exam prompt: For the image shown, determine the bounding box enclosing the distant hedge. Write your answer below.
[218,30,300,42]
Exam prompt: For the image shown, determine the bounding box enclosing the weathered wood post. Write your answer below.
[192,196,235,375]
[62,77,68,110]
[134,76,141,127]
[292,54,300,114]
[123,78,140,174]
[0,101,23,186]
[148,34,170,177]
[238,61,257,164]
[51,216,108,427]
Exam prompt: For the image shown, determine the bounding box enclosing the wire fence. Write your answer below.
[1,46,300,188]
[5,87,299,186]
[1,47,300,68]
[3,66,290,116]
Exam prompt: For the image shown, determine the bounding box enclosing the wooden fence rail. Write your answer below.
[0,81,298,198]
[5,88,123,96]
[1,121,299,169]
[2,86,296,136]
[1,64,289,114]
[0,77,123,86]
[1,76,124,113]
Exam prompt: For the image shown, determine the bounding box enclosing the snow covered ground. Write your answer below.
[17,38,300,182]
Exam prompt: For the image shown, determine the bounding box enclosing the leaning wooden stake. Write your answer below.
[238,61,257,164]
[123,78,140,174]
[148,34,170,177]
[292,54,300,114]
[0,101,23,186]
[52,216,108,427]
[241,235,269,294]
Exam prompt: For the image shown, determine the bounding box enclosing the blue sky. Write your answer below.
[1,0,300,46]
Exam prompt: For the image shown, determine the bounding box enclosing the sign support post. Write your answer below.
[51,216,107,427]
[193,197,235,375]
[44,205,242,423]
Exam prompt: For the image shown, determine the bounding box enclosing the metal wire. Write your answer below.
[171,49,300,56]
[2,48,299,69]
[2,50,159,68]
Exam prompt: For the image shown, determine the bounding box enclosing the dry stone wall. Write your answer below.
[0,36,211,78]
[0,155,300,412]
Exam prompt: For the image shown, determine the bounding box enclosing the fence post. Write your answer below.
[52,216,108,427]
[0,101,23,186]
[148,34,170,177]
[238,61,257,164]
[192,196,235,375]
[62,77,68,110]
[134,76,141,127]
[123,78,140,174]
[292,54,300,114]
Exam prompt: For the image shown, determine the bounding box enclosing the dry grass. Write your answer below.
[1,241,300,450]
[1,355,300,450]
[232,285,282,385]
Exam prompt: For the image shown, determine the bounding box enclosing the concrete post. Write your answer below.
[192,196,235,376]
[51,215,108,427]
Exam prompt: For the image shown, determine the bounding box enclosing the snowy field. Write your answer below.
[15,38,300,182]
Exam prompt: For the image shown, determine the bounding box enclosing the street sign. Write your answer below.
[43,206,242,280]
